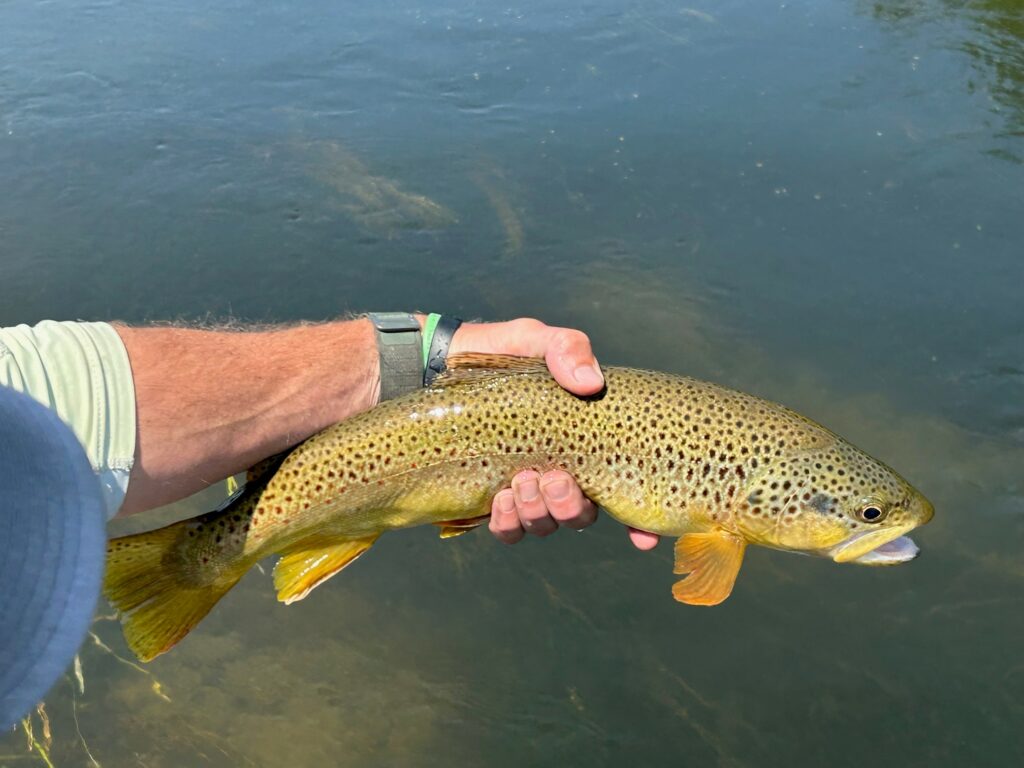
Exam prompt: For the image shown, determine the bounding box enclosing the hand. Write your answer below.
[448,318,659,551]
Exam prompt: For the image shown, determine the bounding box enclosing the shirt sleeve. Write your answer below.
[0,321,136,519]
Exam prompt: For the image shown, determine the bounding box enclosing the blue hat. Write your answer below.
[0,386,106,728]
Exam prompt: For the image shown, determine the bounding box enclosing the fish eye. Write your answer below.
[857,505,887,523]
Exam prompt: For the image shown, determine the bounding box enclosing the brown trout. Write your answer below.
[105,354,934,661]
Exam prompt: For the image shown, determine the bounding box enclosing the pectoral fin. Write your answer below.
[671,531,746,606]
[435,513,490,539]
[274,535,379,605]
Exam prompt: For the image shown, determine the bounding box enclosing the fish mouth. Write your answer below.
[830,525,920,565]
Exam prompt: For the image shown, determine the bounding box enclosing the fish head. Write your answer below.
[734,440,934,566]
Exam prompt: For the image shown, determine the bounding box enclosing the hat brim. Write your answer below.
[0,386,106,728]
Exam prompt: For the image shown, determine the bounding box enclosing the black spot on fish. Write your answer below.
[809,493,834,515]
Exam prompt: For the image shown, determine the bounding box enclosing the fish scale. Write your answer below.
[104,353,933,661]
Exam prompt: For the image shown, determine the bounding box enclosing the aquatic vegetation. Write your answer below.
[299,141,459,236]
[469,158,526,258]
[1,622,166,767]
[16,705,54,768]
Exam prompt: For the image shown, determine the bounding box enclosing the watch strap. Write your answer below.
[368,312,422,401]
[423,314,463,387]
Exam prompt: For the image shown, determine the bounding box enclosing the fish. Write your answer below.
[104,354,934,661]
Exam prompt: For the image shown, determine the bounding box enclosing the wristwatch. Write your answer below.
[368,312,465,400]
[367,312,422,401]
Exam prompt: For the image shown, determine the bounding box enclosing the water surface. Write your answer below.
[1,1,1022,765]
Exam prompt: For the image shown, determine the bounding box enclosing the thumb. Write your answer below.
[543,327,604,396]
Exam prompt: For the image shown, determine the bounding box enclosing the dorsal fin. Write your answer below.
[432,353,551,387]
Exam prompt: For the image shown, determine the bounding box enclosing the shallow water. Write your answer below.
[2,0,1022,765]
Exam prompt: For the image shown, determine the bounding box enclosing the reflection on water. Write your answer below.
[867,0,1024,157]
[2,0,1023,765]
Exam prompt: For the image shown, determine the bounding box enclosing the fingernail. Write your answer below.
[541,478,570,501]
[515,478,540,502]
[573,363,603,389]
[497,493,516,514]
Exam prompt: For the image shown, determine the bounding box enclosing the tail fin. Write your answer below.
[103,523,249,662]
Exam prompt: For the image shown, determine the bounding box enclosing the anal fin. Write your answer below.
[435,513,490,539]
[671,531,746,606]
[274,535,379,605]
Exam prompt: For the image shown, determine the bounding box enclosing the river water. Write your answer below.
[1,1,1022,765]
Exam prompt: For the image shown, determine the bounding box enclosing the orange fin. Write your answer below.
[671,531,747,606]
[274,535,379,605]
[104,521,249,662]
[433,353,550,387]
[435,514,490,539]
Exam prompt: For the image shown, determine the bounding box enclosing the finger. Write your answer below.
[539,470,598,530]
[448,319,604,397]
[628,528,660,550]
[512,470,558,537]
[448,317,549,357]
[489,490,525,544]
[542,328,604,396]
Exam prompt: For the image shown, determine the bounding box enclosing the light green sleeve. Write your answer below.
[0,321,136,518]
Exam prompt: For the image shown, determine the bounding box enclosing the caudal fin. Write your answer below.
[103,523,248,662]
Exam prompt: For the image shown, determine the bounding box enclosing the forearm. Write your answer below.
[115,319,382,515]
[3,315,656,547]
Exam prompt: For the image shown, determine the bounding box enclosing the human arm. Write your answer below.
[113,317,659,548]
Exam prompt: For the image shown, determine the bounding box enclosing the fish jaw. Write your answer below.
[829,524,920,565]
[847,536,920,565]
